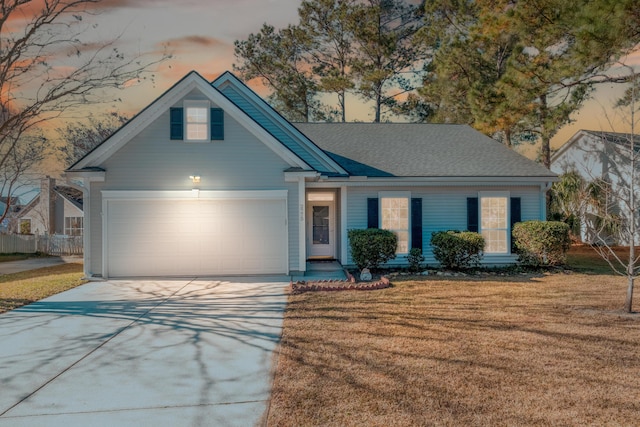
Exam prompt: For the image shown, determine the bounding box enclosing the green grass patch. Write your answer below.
[566,245,630,275]
[0,263,86,313]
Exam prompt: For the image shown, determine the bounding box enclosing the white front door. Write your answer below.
[307,195,335,258]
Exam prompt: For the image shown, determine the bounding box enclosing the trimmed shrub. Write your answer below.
[431,230,485,269]
[348,228,397,270]
[513,220,571,266]
[407,248,425,272]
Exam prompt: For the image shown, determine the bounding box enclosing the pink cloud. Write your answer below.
[162,36,227,50]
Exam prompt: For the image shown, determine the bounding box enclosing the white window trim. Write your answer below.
[184,100,210,142]
[64,216,83,236]
[379,191,411,255]
[478,191,510,255]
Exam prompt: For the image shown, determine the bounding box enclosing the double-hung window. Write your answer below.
[65,217,83,236]
[185,101,210,142]
[380,193,410,254]
[479,193,509,254]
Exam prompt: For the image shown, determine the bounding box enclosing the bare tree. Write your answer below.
[1,0,165,218]
[57,111,128,166]
[589,65,639,313]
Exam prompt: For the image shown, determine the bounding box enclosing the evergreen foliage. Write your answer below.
[513,221,571,266]
[348,228,397,270]
[431,231,485,270]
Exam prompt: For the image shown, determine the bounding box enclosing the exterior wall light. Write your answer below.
[189,175,201,184]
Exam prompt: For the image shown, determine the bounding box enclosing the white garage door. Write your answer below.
[105,197,288,277]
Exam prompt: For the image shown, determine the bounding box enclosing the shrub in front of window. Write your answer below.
[431,230,485,269]
[348,228,397,270]
[513,221,571,266]
[407,248,425,272]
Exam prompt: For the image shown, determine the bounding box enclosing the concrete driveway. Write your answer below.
[0,277,289,427]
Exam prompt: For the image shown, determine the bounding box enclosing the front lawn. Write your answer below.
[267,248,640,426]
[0,263,86,313]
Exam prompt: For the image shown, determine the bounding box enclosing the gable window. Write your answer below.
[65,217,83,236]
[185,101,209,141]
[480,193,508,254]
[380,194,409,254]
[170,103,224,141]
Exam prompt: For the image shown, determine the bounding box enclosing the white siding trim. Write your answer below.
[298,178,306,271]
[307,178,556,188]
[341,186,348,263]
[101,190,288,201]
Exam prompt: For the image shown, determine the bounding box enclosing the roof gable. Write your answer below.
[212,72,347,176]
[69,71,313,172]
[295,123,556,178]
[552,130,640,165]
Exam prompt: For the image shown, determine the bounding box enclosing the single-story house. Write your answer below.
[16,177,84,236]
[551,129,639,245]
[67,71,556,279]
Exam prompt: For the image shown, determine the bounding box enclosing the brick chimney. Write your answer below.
[40,176,55,235]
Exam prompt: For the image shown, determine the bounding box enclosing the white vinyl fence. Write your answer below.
[0,234,36,254]
[0,234,83,255]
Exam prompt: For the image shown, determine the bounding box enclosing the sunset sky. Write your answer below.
[86,0,638,150]
[15,0,640,169]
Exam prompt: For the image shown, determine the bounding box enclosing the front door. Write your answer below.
[307,194,335,258]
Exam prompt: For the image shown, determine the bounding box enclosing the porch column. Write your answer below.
[298,177,306,271]
[341,186,348,263]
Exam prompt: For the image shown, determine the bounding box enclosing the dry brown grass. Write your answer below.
[268,270,640,426]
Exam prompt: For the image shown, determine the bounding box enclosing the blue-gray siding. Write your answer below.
[88,97,300,275]
[345,185,544,267]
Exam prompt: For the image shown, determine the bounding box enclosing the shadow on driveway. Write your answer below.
[0,277,289,427]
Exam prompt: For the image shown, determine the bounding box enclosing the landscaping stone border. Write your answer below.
[290,276,391,294]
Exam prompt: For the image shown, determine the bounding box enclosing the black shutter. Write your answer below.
[467,197,479,232]
[411,198,423,250]
[170,107,183,140]
[210,108,224,140]
[510,197,521,252]
[367,198,379,228]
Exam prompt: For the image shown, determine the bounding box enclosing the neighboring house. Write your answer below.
[67,71,556,279]
[0,196,22,233]
[551,129,640,245]
[17,177,84,236]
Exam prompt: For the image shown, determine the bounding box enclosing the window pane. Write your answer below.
[381,197,409,254]
[187,107,207,123]
[483,230,507,253]
[480,196,508,254]
[396,231,409,253]
[312,206,329,244]
[187,124,207,140]
[481,197,507,228]
[185,106,208,141]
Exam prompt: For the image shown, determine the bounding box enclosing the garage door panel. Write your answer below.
[106,197,287,277]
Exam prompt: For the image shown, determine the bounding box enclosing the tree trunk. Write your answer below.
[539,94,551,169]
[504,127,512,148]
[339,91,346,122]
[625,275,634,313]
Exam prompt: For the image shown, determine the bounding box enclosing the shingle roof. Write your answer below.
[294,123,555,178]
[55,185,83,210]
[583,130,640,149]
